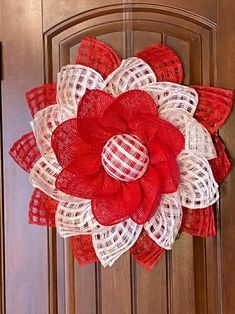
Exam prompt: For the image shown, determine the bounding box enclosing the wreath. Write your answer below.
[10,37,233,271]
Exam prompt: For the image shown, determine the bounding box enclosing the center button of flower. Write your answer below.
[101,134,149,182]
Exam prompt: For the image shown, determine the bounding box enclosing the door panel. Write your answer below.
[2,1,235,313]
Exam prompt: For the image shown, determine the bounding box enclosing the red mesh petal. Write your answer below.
[192,86,233,133]
[92,181,141,226]
[130,115,184,155]
[102,90,158,132]
[180,206,216,237]
[56,166,121,199]
[71,235,98,265]
[209,134,231,183]
[9,131,41,172]
[130,230,165,271]
[135,42,183,84]
[131,166,161,224]
[25,83,56,117]
[77,89,114,121]
[77,117,112,148]
[149,141,180,193]
[29,188,58,227]
[51,119,95,168]
[76,36,121,79]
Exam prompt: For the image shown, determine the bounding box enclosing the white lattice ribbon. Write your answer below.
[92,219,142,267]
[160,109,216,160]
[30,104,61,161]
[142,82,198,115]
[57,65,104,121]
[56,200,107,238]
[29,157,81,202]
[177,151,219,208]
[144,192,182,250]
[104,57,156,96]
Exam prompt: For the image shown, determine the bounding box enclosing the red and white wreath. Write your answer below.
[10,37,233,270]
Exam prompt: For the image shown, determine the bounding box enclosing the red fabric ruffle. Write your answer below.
[52,89,184,226]
[29,188,58,227]
[130,166,162,224]
[56,165,121,200]
[52,119,95,168]
[76,36,121,79]
[130,230,165,271]
[9,131,41,173]
[135,42,183,84]
[180,206,216,237]
[209,134,231,183]
[101,90,158,132]
[71,235,99,265]
[26,83,56,117]
[192,86,233,134]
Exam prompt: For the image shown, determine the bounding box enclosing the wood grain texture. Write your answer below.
[217,1,235,313]
[1,1,48,313]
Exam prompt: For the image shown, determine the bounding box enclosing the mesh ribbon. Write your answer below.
[104,57,156,96]
[160,109,216,160]
[9,131,41,173]
[130,230,165,272]
[143,82,198,116]
[26,83,57,117]
[57,65,104,120]
[177,151,219,208]
[209,134,231,184]
[144,192,182,249]
[76,36,121,79]
[55,200,106,238]
[135,42,183,84]
[101,134,149,182]
[29,188,58,227]
[92,219,142,267]
[180,206,216,237]
[71,235,99,265]
[29,157,81,202]
[31,104,61,160]
[192,86,233,133]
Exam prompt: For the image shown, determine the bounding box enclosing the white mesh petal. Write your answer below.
[144,192,182,250]
[104,57,156,96]
[92,219,142,267]
[160,109,216,160]
[57,65,104,120]
[29,157,81,202]
[177,151,219,208]
[30,104,61,161]
[142,82,198,115]
[55,200,107,238]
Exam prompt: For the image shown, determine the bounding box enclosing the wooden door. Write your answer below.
[1,1,235,313]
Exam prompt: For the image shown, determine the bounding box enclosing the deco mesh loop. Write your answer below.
[104,57,156,96]
[101,134,149,182]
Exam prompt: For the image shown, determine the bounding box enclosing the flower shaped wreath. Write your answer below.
[10,37,233,271]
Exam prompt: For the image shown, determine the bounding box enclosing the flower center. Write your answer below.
[101,134,149,182]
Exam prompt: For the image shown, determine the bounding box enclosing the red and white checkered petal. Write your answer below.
[92,219,142,267]
[161,109,216,160]
[104,57,156,96]
[144,192,182,250]
[57,65,104,120]
[55,200,107,238]
[29,157,81,202]
[142,82,198,115]
[31,104,62,161]
[177,151,219,209]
